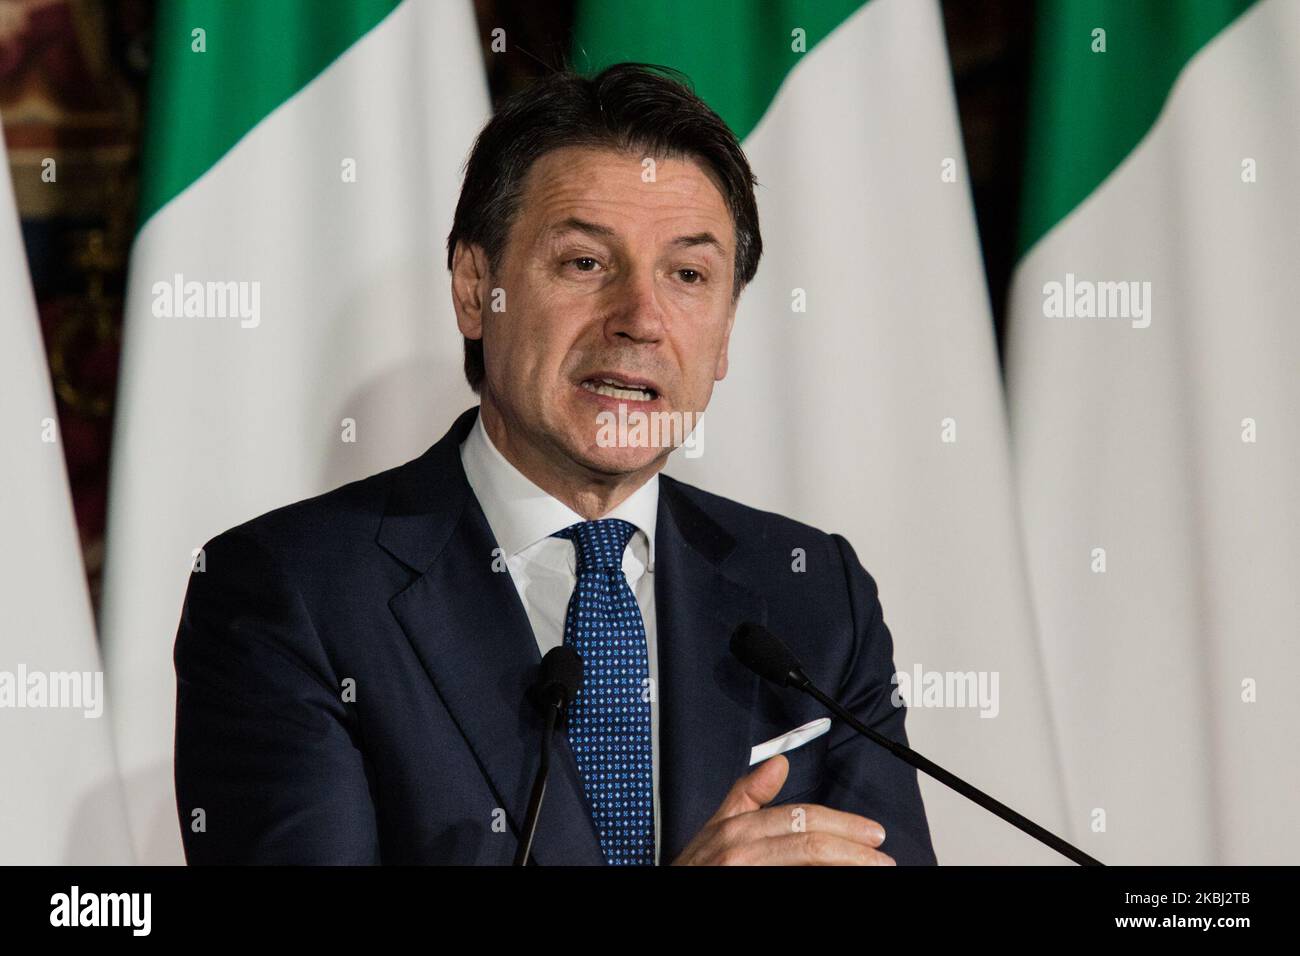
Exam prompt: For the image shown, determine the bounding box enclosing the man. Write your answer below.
[174,63,937,865]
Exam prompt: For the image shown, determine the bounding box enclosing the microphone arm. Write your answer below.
[734,623,1103,866]
[514,700,559,866]
[515,645,583,866]
[795,674,1103,867]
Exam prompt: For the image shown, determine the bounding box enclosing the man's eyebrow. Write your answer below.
[547,219,727,257]
[671,231,727,257]
[547,217,617,240]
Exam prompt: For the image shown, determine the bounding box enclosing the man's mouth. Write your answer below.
[578,375,659,402]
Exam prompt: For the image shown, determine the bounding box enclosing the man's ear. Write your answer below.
[450,241,491,340]
[714,296,740,381]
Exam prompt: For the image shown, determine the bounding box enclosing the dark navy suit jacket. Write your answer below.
[174,407,937,864]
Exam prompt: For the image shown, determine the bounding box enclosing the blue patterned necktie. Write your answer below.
[551,518,655,865]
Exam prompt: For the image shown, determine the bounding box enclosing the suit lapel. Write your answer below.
[654,478,767,862]
[379,408,604,865]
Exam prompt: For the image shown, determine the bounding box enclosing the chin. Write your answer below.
[569,438,667,477]
[556,396,679,475]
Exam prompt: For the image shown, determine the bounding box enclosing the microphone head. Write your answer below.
[730,622,805,687]
[534,645,584,708]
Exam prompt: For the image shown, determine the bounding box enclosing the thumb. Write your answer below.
[710,754,790,821]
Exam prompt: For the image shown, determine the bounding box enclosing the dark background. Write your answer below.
[0,0,1033,602]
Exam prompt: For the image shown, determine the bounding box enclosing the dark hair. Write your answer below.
[446,62,762,392]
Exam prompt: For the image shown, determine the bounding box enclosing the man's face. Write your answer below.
[455,145,739,480]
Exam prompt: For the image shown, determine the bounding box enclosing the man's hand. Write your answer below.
[671,754,895,865]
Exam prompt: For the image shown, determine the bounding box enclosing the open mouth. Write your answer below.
[578,376,659,402]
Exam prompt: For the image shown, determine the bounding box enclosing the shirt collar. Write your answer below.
[459,408,658,568]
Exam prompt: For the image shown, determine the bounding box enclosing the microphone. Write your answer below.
[730,622,1103,867]
[514,645,583,866]
[529,643,584,712]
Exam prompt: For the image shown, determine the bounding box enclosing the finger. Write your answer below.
[742,831,896,866]
[736,802,886,848]
[709,755,790,820]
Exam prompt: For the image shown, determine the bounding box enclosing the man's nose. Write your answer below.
[604,266,667,344]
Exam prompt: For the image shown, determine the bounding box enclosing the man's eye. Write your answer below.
[568,257,600,272]
[678,269,703,284]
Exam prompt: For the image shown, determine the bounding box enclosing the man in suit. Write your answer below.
[174,63,937,866]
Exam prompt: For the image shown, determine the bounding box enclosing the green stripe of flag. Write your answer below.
[573,0,867,139]
[138,0,401,227]
[1017,0,1257,257]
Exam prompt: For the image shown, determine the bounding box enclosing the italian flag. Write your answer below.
[101,0,489,863]
[576,0,1070,862]
[0,123,133,863]
[1007,0,1300,862]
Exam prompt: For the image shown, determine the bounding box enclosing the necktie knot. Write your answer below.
[552,518,637,573]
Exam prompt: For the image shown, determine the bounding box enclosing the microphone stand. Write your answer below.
[795,676,1104,866]
[514,698,560,866]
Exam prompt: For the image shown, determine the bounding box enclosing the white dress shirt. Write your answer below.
[459,410,662,863]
